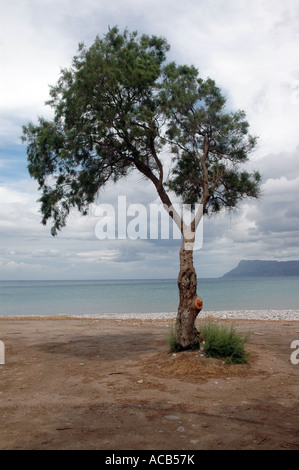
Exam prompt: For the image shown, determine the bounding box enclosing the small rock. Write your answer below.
[177,426,185,433]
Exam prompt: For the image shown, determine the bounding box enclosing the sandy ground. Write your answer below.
[0,316,298,450]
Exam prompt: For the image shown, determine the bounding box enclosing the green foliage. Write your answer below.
[22,26,170,235]
[161,63,261,212]
[201,322,250,364]
[167,323,183,352]
[22,25,261,236]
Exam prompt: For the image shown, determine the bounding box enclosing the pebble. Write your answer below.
[196,309,299,321]
[61,309,299,321]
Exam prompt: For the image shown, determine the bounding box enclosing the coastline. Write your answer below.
[0,308,298,321]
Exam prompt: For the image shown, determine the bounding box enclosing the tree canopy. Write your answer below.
[22,26,261,237]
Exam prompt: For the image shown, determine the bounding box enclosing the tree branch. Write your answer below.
[199,135,210,209]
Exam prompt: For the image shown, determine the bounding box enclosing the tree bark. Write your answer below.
[175,235,201,349]
[133,151,203,350]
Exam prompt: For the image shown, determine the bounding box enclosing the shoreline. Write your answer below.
[0,308,298,321]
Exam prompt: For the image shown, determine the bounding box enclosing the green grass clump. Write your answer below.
[166,323,182,352]
[201,322,250,364]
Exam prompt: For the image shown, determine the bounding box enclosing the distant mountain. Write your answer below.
[222,260,299,278]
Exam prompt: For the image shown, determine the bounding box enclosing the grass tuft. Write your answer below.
[166,323,182,352]
[201,322,250,364]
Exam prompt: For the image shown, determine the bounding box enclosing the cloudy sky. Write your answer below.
[1,0,299,280]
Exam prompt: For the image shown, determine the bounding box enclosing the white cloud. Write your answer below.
[76,249,119,262]
[0,260,44,274]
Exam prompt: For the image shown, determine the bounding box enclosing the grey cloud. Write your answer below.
[112,244,144,264]
[252,148,299,181]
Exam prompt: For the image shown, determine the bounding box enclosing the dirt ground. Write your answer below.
[0,316,298,450]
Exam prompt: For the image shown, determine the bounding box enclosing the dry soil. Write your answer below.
[0,317,298,450]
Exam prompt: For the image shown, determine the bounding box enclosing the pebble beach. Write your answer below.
[62,309,299,321]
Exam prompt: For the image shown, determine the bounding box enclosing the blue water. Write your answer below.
[0,277,299,317]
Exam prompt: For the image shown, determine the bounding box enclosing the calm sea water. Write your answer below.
[0,277,299,317]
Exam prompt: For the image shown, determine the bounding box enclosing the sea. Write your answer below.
[0,277,299,318]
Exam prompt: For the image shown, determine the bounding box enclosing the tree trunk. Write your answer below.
[175,236,201,349]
